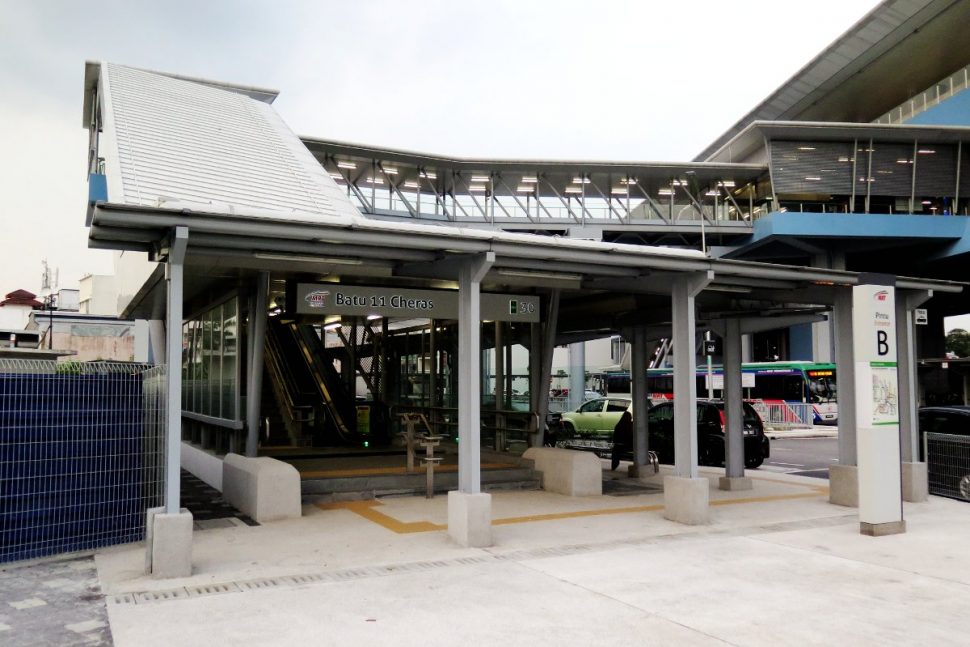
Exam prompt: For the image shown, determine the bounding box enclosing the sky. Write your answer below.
[10,1,962,321]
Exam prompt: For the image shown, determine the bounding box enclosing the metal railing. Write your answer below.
[748,401,815,430]
[0,360,165,563]
[392,403,538,453]
[874,64,970,125]
[925,432,970,502]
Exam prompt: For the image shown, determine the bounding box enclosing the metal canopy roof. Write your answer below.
[696,0,970,162]
[706,120,970,165]
[301,137,768,197]
[87,201,963,325]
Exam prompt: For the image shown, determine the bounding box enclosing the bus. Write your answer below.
[592,362,838,424]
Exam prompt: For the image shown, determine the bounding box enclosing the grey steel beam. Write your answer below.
[586,176,628,223]
[89,205,965,295]
[420,171,455,221]
[674,182,715,225]
[633,179,671,223]
[540,177,583,223]
[379,163,418,217]
[452,172,489,221]
[494,175,539,223]
[165,226,188,514]
[327,158,373,212]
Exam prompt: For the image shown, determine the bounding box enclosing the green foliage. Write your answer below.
[946,329,970,358]
[56,361,83,375]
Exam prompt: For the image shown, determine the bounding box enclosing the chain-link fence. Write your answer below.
[0,360,166,563]
[925,432,970,502]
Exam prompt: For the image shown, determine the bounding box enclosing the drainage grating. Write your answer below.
[110,513,857,606]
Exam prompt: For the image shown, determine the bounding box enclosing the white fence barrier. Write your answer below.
[748,401,815,429]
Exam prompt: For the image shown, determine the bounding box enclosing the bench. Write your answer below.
[521,447,602,496]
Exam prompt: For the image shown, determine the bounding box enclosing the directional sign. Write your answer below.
[290,283,540,322]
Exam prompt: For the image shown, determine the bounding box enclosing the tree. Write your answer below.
[945,329,970,358]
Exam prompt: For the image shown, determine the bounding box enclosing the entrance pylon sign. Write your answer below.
[852,279,905,536]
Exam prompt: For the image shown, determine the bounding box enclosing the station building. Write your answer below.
[79,0,970,568]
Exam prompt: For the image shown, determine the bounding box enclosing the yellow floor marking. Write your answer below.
[317,500,445,533]
[492,504,665,525]
[316,482,829,534]
[299,462,515,479]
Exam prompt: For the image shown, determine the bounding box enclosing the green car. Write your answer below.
[554,397,633,452]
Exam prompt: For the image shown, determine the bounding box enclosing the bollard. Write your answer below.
[420,435,442,498]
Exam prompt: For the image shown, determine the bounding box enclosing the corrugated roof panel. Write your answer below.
[99,63,361,220]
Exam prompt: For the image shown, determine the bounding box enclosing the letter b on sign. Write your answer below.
[877,330,889,356]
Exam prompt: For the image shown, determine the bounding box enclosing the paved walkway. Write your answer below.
[81,467,970,647]
[0,556,111,646]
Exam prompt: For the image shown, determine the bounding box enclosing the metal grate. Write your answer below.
[0,360,166,563]
[925,432,970,502]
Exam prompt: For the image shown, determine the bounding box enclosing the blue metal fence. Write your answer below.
[0,361,165,563]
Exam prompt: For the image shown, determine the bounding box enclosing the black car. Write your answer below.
[918,406,970,501]
[616,400,770,469]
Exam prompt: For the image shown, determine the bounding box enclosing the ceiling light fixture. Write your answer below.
[253,252,363,265]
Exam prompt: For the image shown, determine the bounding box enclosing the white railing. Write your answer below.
[874,64,970,125]
[748,400,815,430]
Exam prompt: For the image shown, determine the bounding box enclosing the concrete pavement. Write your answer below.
[86,466,970,646]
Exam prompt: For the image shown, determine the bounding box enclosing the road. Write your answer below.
[758,437,838,479]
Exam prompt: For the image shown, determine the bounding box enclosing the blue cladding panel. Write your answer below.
[88,173,107,203]
[907,91,970,126]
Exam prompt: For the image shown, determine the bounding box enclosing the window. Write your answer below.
[578,399,604,413]
[606,399,630,412]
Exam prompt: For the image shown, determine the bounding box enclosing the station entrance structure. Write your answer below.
[81,61,963,560]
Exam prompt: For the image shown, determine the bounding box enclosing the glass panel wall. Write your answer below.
[182,296,240,421]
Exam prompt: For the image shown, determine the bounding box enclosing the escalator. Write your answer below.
[265,319,359,445]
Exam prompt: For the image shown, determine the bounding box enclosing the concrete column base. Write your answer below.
[861,520,906,536]
[663,476,709,525]
[829,464,858,507]
[719,476,753,491]
[447,491,492,547]
[901,461,929,503]
[145,507,193,579]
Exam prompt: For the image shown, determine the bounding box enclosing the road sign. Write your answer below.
[914,308,928,325]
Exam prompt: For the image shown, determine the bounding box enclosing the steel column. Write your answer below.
[833,288,857,465]
[631,325,649,468]
[246,271,269,457]
[671,272,711,478]
[458,252,494,493]
[897,290,932,462]
[164,226,188,514]
[533,290,561,447]
[568,342,585,412]
[723,318,744,478]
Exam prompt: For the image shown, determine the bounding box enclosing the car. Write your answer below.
[638,400,770,469]
[917,405,970,500]
[550,397,634,454]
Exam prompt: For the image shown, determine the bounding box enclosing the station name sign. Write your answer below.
[291,283,540,323]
